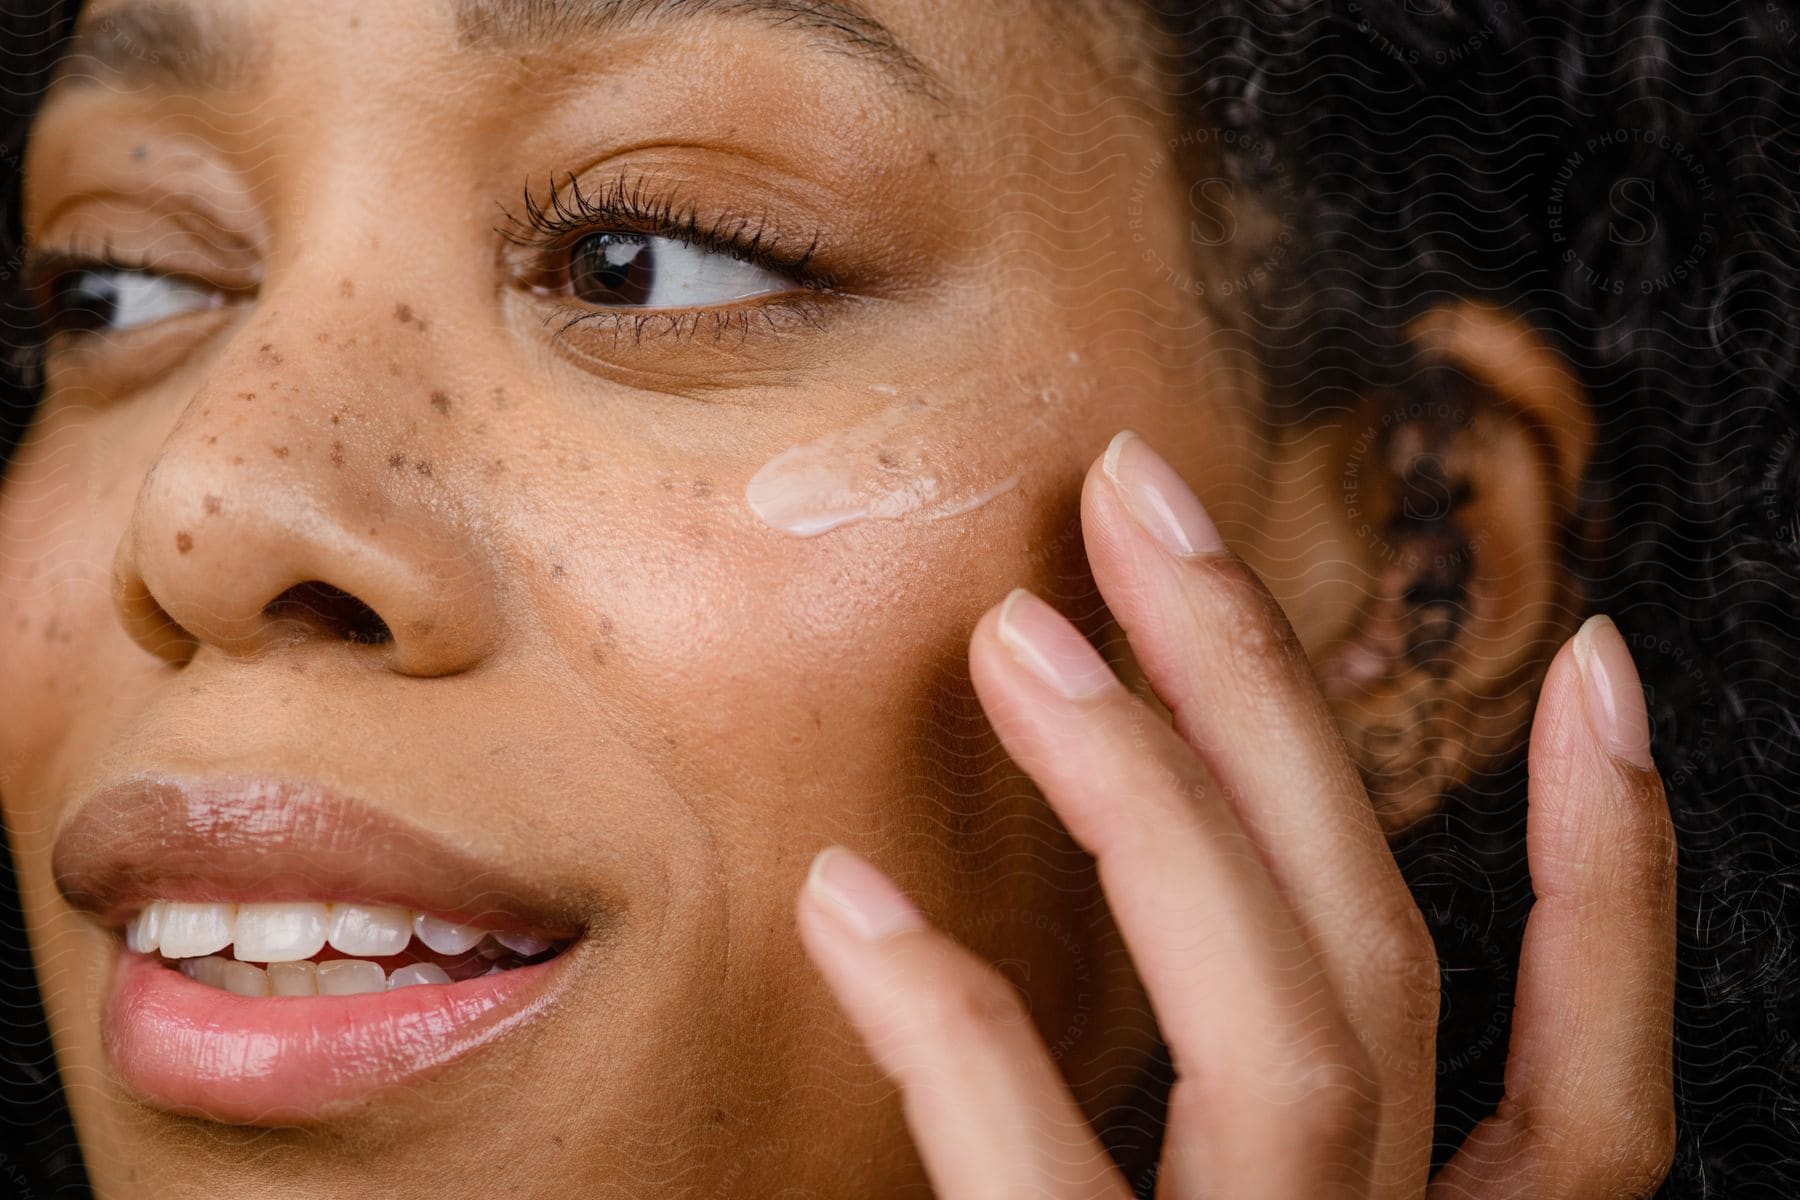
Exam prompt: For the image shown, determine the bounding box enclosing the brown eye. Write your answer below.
[35,265,221,336]
[560,232,793,309]
[568,234,655,306]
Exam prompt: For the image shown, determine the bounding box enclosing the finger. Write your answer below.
[795,845,1131,1200]
[969,590,1377,1199]
[1431,616,1677,1200]
[1080,430,1438,1187]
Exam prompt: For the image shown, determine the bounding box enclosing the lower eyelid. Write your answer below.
[545,295,832,346]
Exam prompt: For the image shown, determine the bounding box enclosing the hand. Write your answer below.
[795,431,1677,1198]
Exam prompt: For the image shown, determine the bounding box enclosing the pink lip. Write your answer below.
[54,773,593,1124]
[108,950,569,1124]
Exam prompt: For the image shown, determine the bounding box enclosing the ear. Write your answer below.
[1251,301,1596,834]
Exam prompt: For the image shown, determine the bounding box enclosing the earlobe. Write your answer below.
[1308,302,1597,833]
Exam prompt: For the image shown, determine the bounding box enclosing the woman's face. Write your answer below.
[1,0,1280,1194]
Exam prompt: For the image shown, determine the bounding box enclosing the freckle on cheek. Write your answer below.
[430,391,453,415]
[175,532,193,554]
[203,494,222,515]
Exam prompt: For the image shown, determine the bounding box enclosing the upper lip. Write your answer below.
[52,773,586,937]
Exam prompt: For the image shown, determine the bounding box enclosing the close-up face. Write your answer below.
[11,1,1796,1196]
[0,1,1292,1193]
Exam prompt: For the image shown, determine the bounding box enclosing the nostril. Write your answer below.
[264,582,393,646]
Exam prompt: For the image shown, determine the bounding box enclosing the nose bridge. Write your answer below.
[113,292,503,677]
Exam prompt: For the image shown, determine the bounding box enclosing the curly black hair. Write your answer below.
[3,1,1798,1196]
[1143,1,1800,1193]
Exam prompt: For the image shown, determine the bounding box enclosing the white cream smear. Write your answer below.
[746,398,1021,538]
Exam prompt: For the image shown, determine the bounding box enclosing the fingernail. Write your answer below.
[995,589,1118,700]
[1101,430,1225,558]
[805,846,928,941]
[1572,615,1654,770]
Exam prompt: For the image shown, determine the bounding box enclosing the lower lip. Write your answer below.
[105,948,569,1124]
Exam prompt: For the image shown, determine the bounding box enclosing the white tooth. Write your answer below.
[494,931,552,957]
[267,961,318,996]
[220,960,271,997]
[126,901,166,954]
[412,913,484,955]
[179,955,229,988]
[387,963,453,989]
[158,903,236,958]
[326,904,413,957]
[232,903,328,962]
[315,959,387,995]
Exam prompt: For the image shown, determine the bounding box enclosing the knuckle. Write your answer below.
[1198,562,1307,684]
[1362,906,1441,1028]
[1248,1026,1382,1149]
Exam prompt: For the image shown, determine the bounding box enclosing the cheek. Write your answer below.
[0,407,152,797]
[517,384,1101,908]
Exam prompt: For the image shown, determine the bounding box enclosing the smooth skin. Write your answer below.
[5,0,1675,1194]
[798,432,1677,1198]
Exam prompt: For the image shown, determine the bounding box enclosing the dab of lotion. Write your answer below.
[746,405,1019,538]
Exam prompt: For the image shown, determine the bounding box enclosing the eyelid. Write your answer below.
[541,293,832,348]
[21,252,241,344]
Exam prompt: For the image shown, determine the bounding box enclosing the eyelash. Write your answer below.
[499,169,835,344]
[22,239,185,332]
[17,175,836,379]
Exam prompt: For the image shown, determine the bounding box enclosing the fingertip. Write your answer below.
[1572,614,1655,771]
[802,845,928,943]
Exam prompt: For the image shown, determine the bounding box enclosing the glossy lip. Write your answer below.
[54,773,589,1124]
[108,950,568,1123]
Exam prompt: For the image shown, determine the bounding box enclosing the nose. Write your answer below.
[112,326,502,677]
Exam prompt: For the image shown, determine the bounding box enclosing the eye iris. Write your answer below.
[569,233,654,306]
[46,270,121,334]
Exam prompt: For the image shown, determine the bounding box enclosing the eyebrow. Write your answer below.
[456,0,940,94]
[51,0,942,98]
[51,3,252,94]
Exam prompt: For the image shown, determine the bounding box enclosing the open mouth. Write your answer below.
[55,774,594,1125]
[128,901,571,996]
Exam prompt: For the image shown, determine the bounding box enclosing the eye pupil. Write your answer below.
[568,234,654,306]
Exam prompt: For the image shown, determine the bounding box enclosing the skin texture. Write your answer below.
[0,0,1674,1196]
